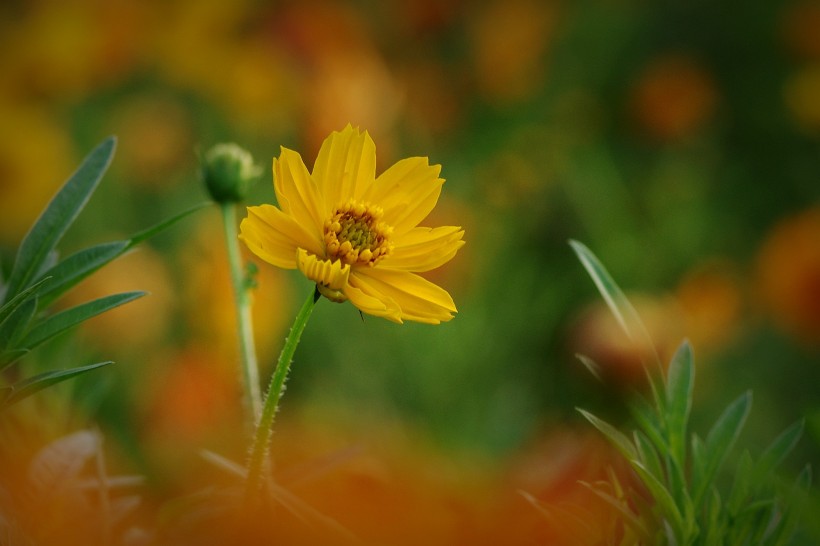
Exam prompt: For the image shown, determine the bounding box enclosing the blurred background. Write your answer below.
[2,0,820,542]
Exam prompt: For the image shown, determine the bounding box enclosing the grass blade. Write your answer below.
[569,239,659,362]
[35,242,128,308]
[577,408,637,460]
[0,296,37,352]
[569,239,664,405]
[756,419,804,478]
[35,202,206,309]
[126,202,209,249]
[665,341,694,464]
[2,361,113,408]
[0,277,51,325]
[19,291,145,350]
[693,391,752,506]
[3,137,116,303]
[631,460,687,543]
[0,349,29,371]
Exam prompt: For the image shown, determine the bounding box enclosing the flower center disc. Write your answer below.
[323,199,393,266]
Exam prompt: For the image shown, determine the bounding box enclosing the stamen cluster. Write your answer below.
[323,199,393,266]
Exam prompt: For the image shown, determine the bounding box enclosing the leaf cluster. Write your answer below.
[570,240,812,546]
[0,137,203,409]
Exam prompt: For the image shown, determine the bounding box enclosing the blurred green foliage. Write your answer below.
[1,0,819,542]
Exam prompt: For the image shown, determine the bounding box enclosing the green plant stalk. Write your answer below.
[244,289,318,504]
[221,203,262,422]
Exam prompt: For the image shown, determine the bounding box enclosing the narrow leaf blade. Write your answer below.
[665,341,695,463]
[2,361,113,408]
[756,419,804,477]
[0,277,51,325]
[35,241,128,308]
[569,240,657,355]
[125,202,209,250]
[0,296,37,352]
[20,291,145,350]
[694,391,752,505]
[3,137,116,302]
[578,408,637,460]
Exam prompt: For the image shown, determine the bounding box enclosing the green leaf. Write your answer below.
[1,361,113,409]
[578,481,651,541]
[756,419,804,478]
[34,202,207,309]
[631,460,688,544]
[726,449,754,513]
[693,391,752,506]
[577,408,637,460]
[0,349,29,370]
[702,488,726,546]
[126,202,209,249]
[19,291,145,350]
[34,242,128,308]
[630,394,668,454]
[3,137,116,304]
[0,296,37,352]
[569,239,664,403]
[569,240,659,362]
[0,277,51,326]
[633,430,664,485]
[575,353,602,381]
[665,341,695,464]
[0,387,11,405]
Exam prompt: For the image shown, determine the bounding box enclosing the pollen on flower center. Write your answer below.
[323,199,393,266]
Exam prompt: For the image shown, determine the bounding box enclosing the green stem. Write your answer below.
[220,203,262,422]
[244,289,318,504]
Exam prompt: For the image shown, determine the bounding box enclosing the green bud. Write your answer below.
[202,143,261,203]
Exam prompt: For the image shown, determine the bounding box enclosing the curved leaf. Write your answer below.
[693,391,752,506]
[20,291,145,350]
[0,296,37,353]
[665,341,694,463]
[578,408,637,460]
[3,137,116,304]
[2,361,113,409]
[0,277,51,325]
[35,242,127,308]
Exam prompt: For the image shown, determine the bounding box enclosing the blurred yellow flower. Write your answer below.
[240,125,464,324]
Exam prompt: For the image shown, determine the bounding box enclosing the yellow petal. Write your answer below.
[240,205,323,268]
[312,125,377,210]
[296,248,350,291]
[385,226,465,272]
[274,147,325,234]
[355,268,456,324]
[346,273,403,322]
[365,157,444,235]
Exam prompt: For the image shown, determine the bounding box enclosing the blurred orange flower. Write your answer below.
[63,245,175,354]
[755,206,820,344]
[240,125,465,323]
[468,0,558,104]
[676,259,743,352]
[629,54,718,142]
[782,1,820,60]
[784,64,820,132]
[570,294,684,385]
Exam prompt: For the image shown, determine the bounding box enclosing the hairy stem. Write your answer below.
[244,288,318,504]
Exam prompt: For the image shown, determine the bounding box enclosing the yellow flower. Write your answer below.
[240,125,465,324]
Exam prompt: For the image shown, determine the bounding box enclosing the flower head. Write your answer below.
[202,143,261,203]
[240,125,464,323]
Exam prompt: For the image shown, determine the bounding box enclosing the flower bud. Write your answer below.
[201,143,261,203]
